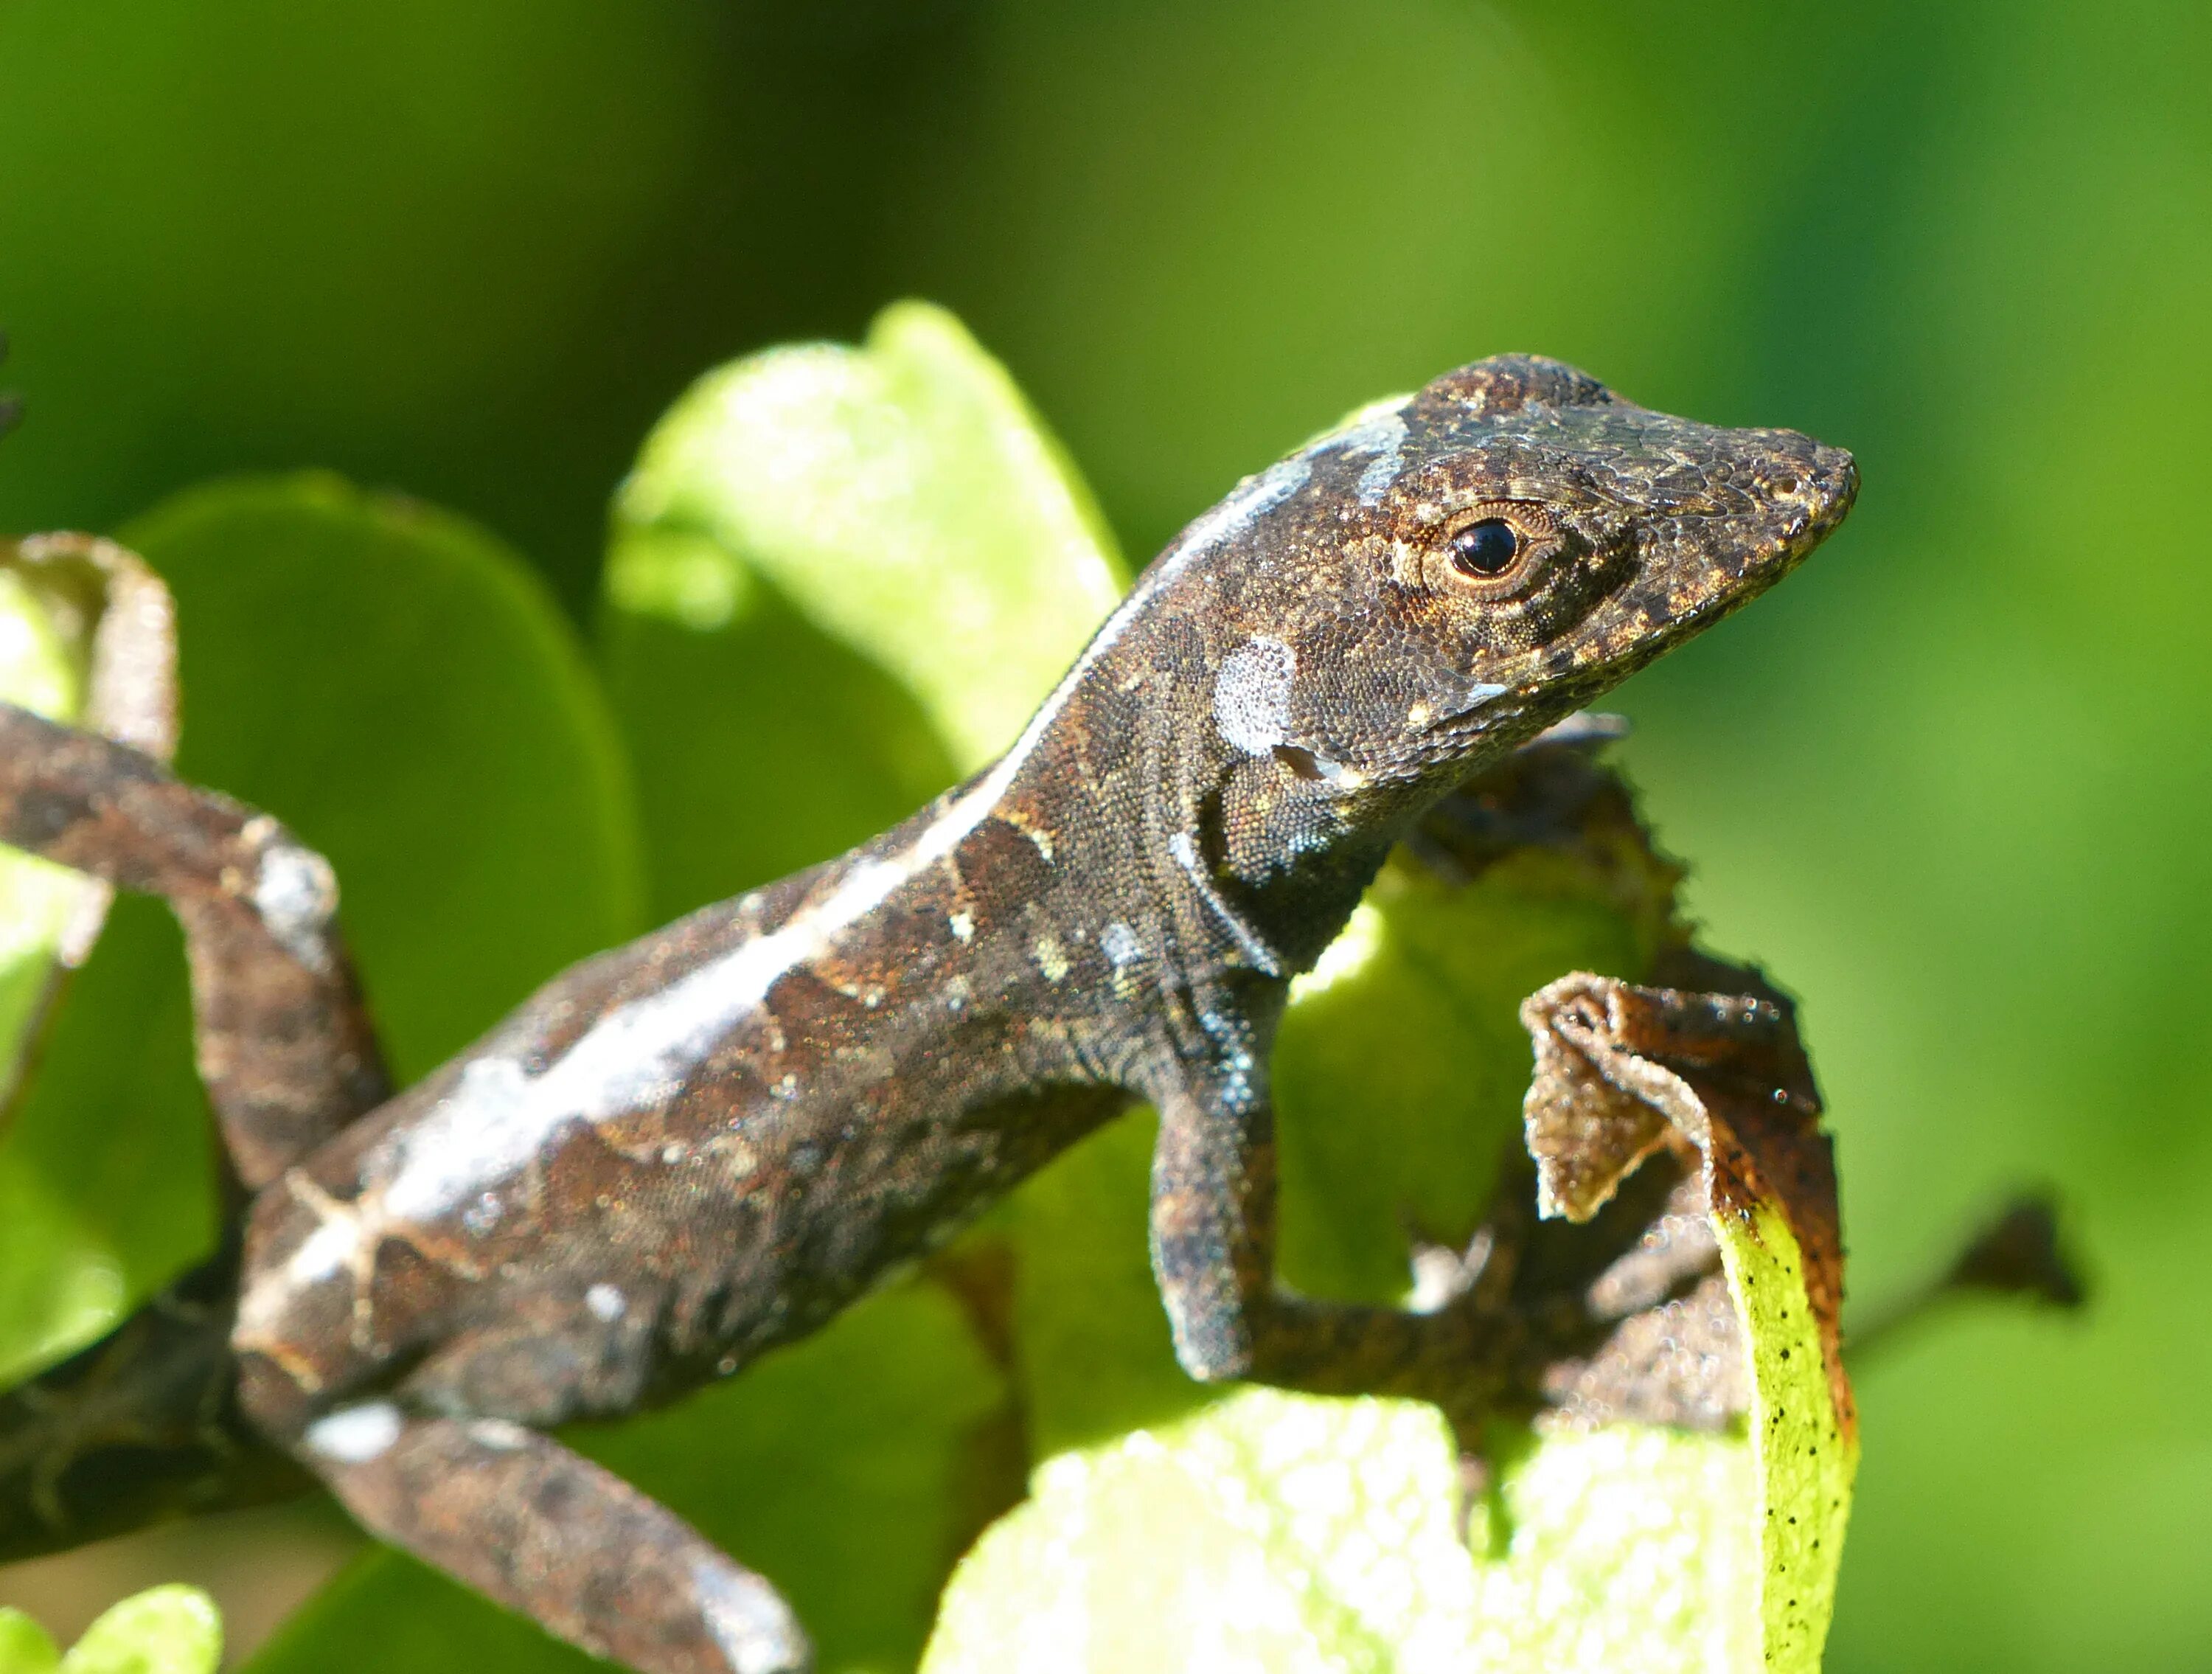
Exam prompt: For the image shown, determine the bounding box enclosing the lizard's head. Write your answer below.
[1197,354,1855,807]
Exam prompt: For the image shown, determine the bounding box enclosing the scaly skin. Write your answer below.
[0,355,1853,1674]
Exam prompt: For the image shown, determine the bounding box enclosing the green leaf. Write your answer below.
[1001,1112,1200,1462]
[0,478,645,1382]
[1715,1205,1856,1670]
[130,474,645,1080]
[0,1608,61,1674]
[602,299,1126,917]
[592,1278,1007,1672]
[922,1392,1762,1674]
[929,1150,1851,1674]
[0,897,210,1386]
[0,539,197,1386]
[1459,1423,1763,1671]
[927,1389,1476,1673]
[1272,850,1657,1306]
[55,1586,220,1674]
[0,558,92,1078]
[995,849,1661,1464]
[254,312,1110,1674]
[1514,968,1859,1670]
[1430,1198,1860,1674]
[0,533,178,1122]
[933,856,1728,1674]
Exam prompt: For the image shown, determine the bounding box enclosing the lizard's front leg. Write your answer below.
[1144,1012,1531,1426]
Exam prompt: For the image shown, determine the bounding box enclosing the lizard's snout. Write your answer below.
[1754,433,1858,568]
[1801,440,1859,540]
[1602,424,1858,666]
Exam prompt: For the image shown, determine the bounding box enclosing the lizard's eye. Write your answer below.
[1428,501,1558,594]
[1450,519,1521,577]
[1416,499,1557,597]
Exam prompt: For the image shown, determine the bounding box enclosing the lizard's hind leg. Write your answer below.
[294,1401,810,1674]
[0,702,388,1185]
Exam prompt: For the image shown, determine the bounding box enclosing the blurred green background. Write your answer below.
[1,1,2206,1667]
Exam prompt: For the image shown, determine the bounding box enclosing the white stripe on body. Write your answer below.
[1308,395,1411,507]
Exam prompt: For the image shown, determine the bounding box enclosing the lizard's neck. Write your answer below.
[990,642,1391,996]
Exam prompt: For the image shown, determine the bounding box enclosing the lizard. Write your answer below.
[0,354,1854,1674]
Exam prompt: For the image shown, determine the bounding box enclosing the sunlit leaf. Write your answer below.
[602,299,1127,917]
[0,538,189,1384]
[0,1606,60,1674]
[55,1586,220,1674]
[1720,1206,1854,1668]
[928,1389,1475,1673]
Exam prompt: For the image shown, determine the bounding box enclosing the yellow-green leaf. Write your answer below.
[925,1392,1776,1674]
[0,559,90,1082]
[1716,1205,1856,1670]
[927,1390,1478,1674]
[613,298,1124,773]
[1519,970,1859,1670]
[0,538,184,1384]
[602,299,1127,918]
[0,1608,60,1674]
[56,1586,220,1674]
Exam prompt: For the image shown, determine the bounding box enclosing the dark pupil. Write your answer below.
[1451,518,1520,577]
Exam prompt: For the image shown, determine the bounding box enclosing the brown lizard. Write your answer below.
[0,355,1854,1673]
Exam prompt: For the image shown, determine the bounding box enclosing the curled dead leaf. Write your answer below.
[1519,965,1851,1442]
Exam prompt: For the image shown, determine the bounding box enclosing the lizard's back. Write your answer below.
[234,777,1131,1429]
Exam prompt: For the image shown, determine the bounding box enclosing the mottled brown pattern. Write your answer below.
[1,355,1854,1672]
